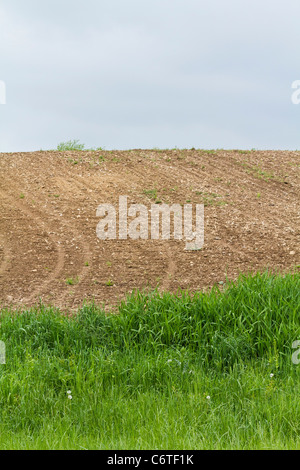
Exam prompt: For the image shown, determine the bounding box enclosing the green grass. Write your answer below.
[0,271,299,449]
[236,160,275,181]
[65,276,79,286]
[143,188,158,201]
[57,140,85,151]
[56,140,105,152]
[195,191,226,207]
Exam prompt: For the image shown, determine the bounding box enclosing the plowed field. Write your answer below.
[0,149,299,310]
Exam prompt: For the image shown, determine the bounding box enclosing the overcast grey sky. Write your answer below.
[1,0,300,152]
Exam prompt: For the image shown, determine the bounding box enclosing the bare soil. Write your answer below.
[0,149,299,311]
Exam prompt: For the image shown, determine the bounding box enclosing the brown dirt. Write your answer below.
[0,148,299,312]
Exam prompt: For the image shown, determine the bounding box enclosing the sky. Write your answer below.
[0,0,300,152]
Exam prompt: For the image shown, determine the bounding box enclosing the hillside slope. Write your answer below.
[0,149,299,310]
